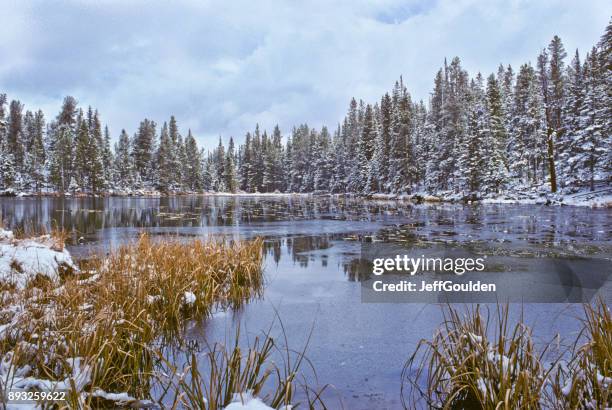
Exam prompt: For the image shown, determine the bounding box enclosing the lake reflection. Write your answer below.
[1,195,611,408]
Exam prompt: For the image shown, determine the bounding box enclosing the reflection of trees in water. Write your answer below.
[262,234,366,281]
[343,258,371,282]
[1,197,609,248]
[263,235,332,267]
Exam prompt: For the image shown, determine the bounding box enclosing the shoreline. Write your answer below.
[2,189,610,208]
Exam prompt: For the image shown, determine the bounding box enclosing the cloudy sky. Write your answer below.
[0,0,610,149]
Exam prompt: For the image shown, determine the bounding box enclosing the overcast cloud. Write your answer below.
[0,0,610,149]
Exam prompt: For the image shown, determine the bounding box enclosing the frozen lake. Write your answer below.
[1,195,610,409]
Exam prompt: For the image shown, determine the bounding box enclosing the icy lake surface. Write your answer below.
[1,195,611,409]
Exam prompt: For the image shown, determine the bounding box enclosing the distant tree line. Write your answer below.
[0,22,610,196]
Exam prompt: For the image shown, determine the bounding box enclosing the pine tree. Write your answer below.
[598,19,612,185]
[224,137,238,193]
[329,123,347,193]
[240,132,252,191]
[213,137,226,191]
[359,104,377,193]
[184,130,203,191]
[485,74,509,192]
[537,36,567,192]
[7,100,25,176]
[114,129,133,189]
[389,79,414,193]
[28,110,46,192]
[88,110,106,192]
[378,93,392,191]
[457,75,487,196]
[73,113,90,190]
[49,97,77,192]
[133,119,157,184]
[202,154,214,191]
[269,125,285,192]
[569,48,607,190]
[0,94,7,147]
[312,126,332,192]
[156,122,173,192]
[102,126,114,187]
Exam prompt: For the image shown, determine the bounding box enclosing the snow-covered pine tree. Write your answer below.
[598,19,612,185]
[457,74,487,197]
[213,137,226,191]
[359,104,377,194]
[485,73,509,193]
[445,58,470,194]
[102,126,114,188]
[168,116,181,189]
[0,94,6,147]
[389,79,412,194]
[48,97,77,192]
[184,130,203,191]
[288,125,310,192]
[88,110,106,193]
[7,100,25,182]
[114,129,133,189]
[133,118,157,186]
[156,122,173,192]
[73,111,90,191]
[537,36,567,193]
[560,50,584,189]
[248,126,262,192]
[510,63,544,187]
[202,153,215,191]
[345,98,361,193]
[411,100,428,190]
[568,47,607,191]
[239,132,252,191]
[270,125,285,192]
[377,93,392,192]
[28,110,46,192]
[175,132,187,189]
[224,136,238,193]
[313,126,333,192]
[425,69,445,192]
[329,123,346,193]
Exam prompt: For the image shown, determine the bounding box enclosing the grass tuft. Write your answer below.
[0,233,266,406]
[401,304,556,409]
[550,298,611,409]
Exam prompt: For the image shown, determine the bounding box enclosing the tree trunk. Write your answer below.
[547,128,557,193]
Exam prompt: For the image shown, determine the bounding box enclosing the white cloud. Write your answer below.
[0,0,609,149]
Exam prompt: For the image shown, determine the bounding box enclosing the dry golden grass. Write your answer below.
[401,304,557,409]
[550,298,611,409]
[402,301,612,410]
[0,233,266,407]
[155,324,329,410]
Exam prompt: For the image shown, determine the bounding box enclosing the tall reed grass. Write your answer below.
[550,298,611,409]
[155,324,329,409]
[0,233,270,407]
[402,301,611,410]
[401,304,555,409]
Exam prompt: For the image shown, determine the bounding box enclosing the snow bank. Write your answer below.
[0,354,92,409]
[183,291,196,305]
[225,396,275,410]
[0,229,77,289]
[91,388,159,408]
[481,190,612,208]
[559,193,612,208]
[224,391,291,410]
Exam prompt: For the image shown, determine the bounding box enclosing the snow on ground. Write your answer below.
[559,193,612,208]
[0,229,78,289]
[480,192,612,207]
[224,391,291,410]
